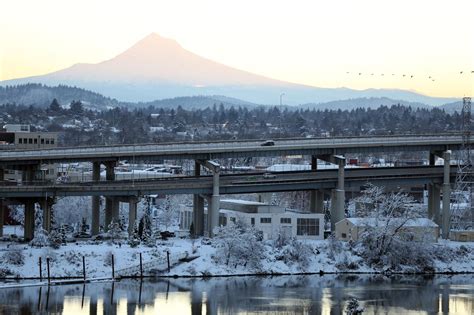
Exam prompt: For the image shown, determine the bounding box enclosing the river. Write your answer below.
[0,274,472,314]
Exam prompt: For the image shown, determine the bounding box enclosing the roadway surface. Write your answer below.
[0,134,464,166]
[0,166,456,198]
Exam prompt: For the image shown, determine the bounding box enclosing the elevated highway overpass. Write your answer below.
[0,133,466,166]
[0,166,456,198]
[0,134,457,241]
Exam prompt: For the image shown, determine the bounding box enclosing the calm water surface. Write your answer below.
[0,274,472,314]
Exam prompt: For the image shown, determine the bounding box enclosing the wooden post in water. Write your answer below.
[39,257,43,281]
[139,253,143,278]
[82,256,86,281]
[46,257,51,284]
[166,251,170,273]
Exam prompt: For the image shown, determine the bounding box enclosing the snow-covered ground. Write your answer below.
[0,237,472,280]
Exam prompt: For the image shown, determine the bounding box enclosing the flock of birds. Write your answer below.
[345,70,474,82]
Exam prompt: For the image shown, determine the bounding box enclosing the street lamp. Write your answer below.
[280,93,285,106]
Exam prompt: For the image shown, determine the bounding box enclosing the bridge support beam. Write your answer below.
[22,165,37,183]
[0,168,4,181]
[442,151,451,239]
[310,191,325,213]
[91,162,101,235]
[104,162,117,231]
[318,155,346,231]
[427,184,441,225]
[24,199,35,241]
[193,161,205,236]
[196,160,221,237]
[0,200,4,237]
[309,156,325,213]
[208,171,220,237]
[128,197,138,235]
[41,198,53,232]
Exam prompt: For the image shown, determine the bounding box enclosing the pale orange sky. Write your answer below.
[0,0,473,98]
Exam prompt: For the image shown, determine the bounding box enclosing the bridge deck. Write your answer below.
[0,134,464,165]
[0,166,455,198]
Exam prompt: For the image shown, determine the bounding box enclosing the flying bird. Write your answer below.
[402,74,406,77]
[460,71,463,74]
[410,75,414,78]
[359,73,362,75]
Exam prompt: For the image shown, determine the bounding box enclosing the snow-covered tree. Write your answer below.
[158,195,177,230]
[138,201,155,246]
[214,220,264,269]
[107,218,122,244]
[352,184,433,270]
[30,204,49,247]
[128,222,140,247]
[52,196,91,227]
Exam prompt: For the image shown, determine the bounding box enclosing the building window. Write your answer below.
[41,139,45,144]
[260,217,271,224]
[18,138,22,144]
[341,233,347,238]
[20,125,29,131]
[28,138,33,144]
[280,218,291,224]
[46,140,50,144]
[251,218,255,226]
[230,217,236,223]
[51,139,55,144]
[297,218,319,236]
[34,138,38,144]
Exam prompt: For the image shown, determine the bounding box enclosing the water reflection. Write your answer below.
[0,274,472,314]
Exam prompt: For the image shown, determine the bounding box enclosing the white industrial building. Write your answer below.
[180,199,324,240]
[335,217,439,242]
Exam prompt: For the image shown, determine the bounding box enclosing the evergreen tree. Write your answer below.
[49,98,61,112]
[128,222,141,247]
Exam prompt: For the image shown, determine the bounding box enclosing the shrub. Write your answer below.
[2,249,25,266]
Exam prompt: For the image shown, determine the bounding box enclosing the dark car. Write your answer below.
[261,140,275,146]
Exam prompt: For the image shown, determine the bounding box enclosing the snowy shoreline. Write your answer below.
[1,238,473,283]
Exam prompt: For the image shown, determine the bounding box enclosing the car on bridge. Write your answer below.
[260,140,275,146]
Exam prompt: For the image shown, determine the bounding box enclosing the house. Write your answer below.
[179,199,324,240]
[335,217,439,242]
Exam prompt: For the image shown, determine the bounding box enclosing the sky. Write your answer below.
[0,0,473,98]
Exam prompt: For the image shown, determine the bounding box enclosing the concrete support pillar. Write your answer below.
[91,162,101,235]
[128,198,138,235]
[24,199,35,241]
[331,189,345,231]
[0,200,4,237]
[105,198,113,231]
[41,198,52,232]
[429,152,436,166]
[208,171,220,237]
[112,198,120,221]
[331,157,346,231]
[310,190,325,213]
[433,185,441,225]
[192,161,205,236]
[22,165,36,183]
[442,151,451,239]
[193,195,205,236]
[0,168,4,181]
[105,161,115,182]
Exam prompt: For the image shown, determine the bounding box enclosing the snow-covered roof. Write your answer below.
[345,217,438,227]
[220,199,267,206]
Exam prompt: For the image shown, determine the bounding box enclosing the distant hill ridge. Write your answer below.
[0,33,459,106]
[0,83,464,112]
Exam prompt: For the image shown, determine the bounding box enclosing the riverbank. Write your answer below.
[0,237,473,281]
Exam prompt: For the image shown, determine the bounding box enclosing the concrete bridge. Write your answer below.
[0,134,457,241]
